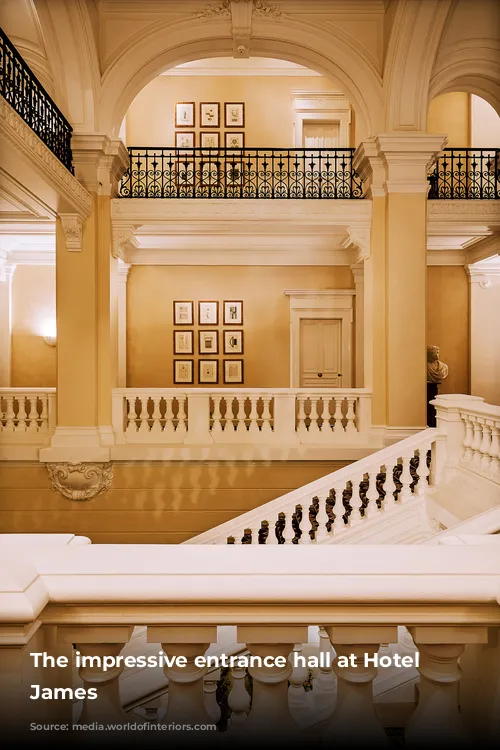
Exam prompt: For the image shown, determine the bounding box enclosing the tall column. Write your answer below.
[355,135,446,435]
[0,255,15,385]
[117,261,131,387]
[40,136,128,463]
[351,263,364,387]
[467,264,500,405]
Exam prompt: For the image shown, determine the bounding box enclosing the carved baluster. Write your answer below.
[232,396,243,433]
[347,473,364,527]
[345,397,357,434]
[261,395,273,434]
[470,416,483,469]
[159,397,172,438]
[314,495,331,543]
[282,510,295,544]
[249,526,261,544]
[228,666,250,727]
[150,398,162,436]
[383,462,397,508]
[211,395,223,436]
[329,482,345,537]
[4,396,15,432]
[26,397,38,432]
[488,421,500,476]
[237,627,308,740]
[204,669,221,724]
[265,518,279,544]
[148,627,216,725]
[248,396,259,434]
[398,453,414,502]
[365,470,381,518]
[323,626,397,746]
[332,396,344,435]
[296,395,308,436]
[137,397,149,433]
[308,396,321,437]
[298,503,311,545]
[313,627,336,704]
[479,421,492,472]
[38,396,48,432]
[15,396,28,432]
[288,644,308,716]
[125,397,136,434]
[176,396,187,437]
[415,448,430,496]
[461,414,474,461]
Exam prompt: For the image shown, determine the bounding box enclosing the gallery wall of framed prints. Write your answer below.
[172,299,244,385]
[174,101,246,151]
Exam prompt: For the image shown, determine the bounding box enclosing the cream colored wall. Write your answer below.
[427,266,469,396]
[127,266,353,388]
[470,280,500,406]
[471,95,500,147]
[11,265,56,387]
[427,92,470,147]
[125,75,345,148]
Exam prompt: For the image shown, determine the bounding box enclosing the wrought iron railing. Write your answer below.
[428,148,499,199]
[119,147,364,198]
[0,28,73,172]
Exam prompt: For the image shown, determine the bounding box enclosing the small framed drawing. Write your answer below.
[198,300,219,325]
[223,300,243,325]
[223,359,243,384]
[225,102,245,128]
[175,131,195,150]
[200,132,220,150]
[224,329,244,354]
[174,330,193,355]
[199,330,219,355]
[174,359,194,385]
[175,102,195,127]
[173,300,194,325]
[225,132,244,150]
[199,359,219,385]
[200,102,220,128]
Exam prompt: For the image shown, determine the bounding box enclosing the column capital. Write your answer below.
[71,134,130,196]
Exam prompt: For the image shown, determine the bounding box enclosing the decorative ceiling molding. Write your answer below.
[195,0,282,56]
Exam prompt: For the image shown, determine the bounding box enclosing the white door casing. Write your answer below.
[285,290,355,388]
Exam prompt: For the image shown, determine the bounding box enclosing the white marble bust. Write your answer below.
[427,345,449,384]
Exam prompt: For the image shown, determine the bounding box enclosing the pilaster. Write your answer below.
[467,263,500,405]
[0,256,16,386]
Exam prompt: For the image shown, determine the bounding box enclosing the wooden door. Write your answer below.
[300,318,342,387]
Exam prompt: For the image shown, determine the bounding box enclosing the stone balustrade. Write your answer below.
[0,536,498,745]
[112,388,373,447]
[0,388,56,451]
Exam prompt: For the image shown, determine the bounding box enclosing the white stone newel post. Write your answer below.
[272,393,299,444]
[184,393,213,444]
[431,395,485,483]
[323,626,397,746]
[356,392,372,435]
[148,626,216,725]
[58,625,134,723]
[237,626,308,738]
[405,626,488,747]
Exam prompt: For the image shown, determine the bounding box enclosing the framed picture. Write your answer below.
[224,329,244,354]
[175,102,195,127]
[198,300,219,325]
[175,131,195,150]
[223,300,243,325]
[200,102,220,128]
[199,330,219,355]
[200,132,220,150]
[225,132,245,150]
[174,359,194,384]
[176,159,195,187]
[223,359,244,384]
[199,359,219,385]
[173,300,194,325]
[225,102,245,128]
[174,330,194,355]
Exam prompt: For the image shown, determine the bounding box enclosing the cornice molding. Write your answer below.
[427,250,466,266]
[342,225,370,262]
[428,201,500,220]
[0,99,91,220]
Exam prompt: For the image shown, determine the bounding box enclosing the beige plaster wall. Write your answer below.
[11,265,56,387]
[427,92,470,147]
[127,265,354,388]
[470,280,500,406]
[427,266,469,396]
[125,75,352,148]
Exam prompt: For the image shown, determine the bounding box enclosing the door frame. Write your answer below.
[285,289,355,388]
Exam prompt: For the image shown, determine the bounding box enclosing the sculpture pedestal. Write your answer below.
[427,382,439,427]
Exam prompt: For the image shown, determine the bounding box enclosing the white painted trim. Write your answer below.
[286,290,355,388]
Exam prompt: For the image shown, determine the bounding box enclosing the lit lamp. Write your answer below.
[42,320,57,347]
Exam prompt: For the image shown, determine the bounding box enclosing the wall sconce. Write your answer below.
[42,320,57,347]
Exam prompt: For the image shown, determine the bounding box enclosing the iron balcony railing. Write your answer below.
[0,28,73,172]
[428,148,499,199]
[119,147,364,198]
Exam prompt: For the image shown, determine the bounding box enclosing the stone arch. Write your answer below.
[98,17,383,141]
[429,55,500,118]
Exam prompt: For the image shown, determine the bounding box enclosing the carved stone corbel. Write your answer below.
[60,214,84,251]
[112,225,137,260]
[342,226,371,263]
[47,462,113,501]
[230,0,253,57]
